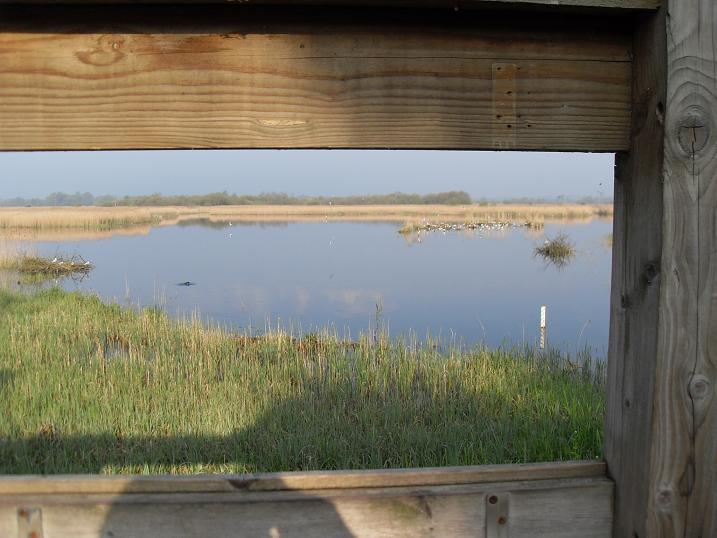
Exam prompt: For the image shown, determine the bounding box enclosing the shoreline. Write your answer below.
[0,203,612,233]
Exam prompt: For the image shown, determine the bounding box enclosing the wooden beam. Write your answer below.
[607,1,717,536]
[605,8,666,537]
[0,1,662,11]
[0,463,612,537]
[0,6,631,151]
[648,0,717,535]
[0,461,606,495]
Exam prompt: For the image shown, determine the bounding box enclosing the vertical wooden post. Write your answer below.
[607,1,716,536]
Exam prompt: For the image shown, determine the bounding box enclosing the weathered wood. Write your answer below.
[0,475,613,537]
[646,1,717,536]
[0,461,606,495]
[0,0,662,10]
[607,2,717,536]
[604,8,666,538]
[0,7,631,151]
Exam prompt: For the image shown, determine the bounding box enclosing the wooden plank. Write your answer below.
[0,0,662,11]
[645,1,717,536]
[607,2,717,536]
[0,461,606,495]
[0,7,631,151]
[0,477,613,537]
[604,8,666,538]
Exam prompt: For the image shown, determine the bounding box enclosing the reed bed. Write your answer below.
[0,207,180,231]
[0,288,605,475]
[0,204,612,233]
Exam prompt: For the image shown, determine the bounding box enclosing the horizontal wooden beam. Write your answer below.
[0,462,612,537]
[0,0,661,10]
[0,6,631,151]
[0,461,607,495]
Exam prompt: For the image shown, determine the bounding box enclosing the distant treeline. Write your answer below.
[109,191,474,206]
[0,192,116,207]
[2,191,473,207]
[1,190,612,207]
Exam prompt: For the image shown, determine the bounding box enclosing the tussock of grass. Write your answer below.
[534,234,575,266]
[398,222,420,235]
[1,255,93,278]
[0,288,605,475]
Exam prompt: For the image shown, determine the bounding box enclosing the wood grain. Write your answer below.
[607,3,717,536]
[0,0,662,10]
[0,477,612,538]
[0,7,631,151]
[0,461,606,495]
[605,8,666,538]
[645,1,717,536]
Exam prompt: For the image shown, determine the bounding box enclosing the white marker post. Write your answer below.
[540,305,547,350]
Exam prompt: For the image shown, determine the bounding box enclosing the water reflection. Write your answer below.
[10,219,612,356]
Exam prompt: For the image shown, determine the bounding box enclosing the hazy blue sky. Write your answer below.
[1,150,614,199]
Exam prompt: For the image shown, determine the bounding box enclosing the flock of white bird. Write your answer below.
[50,257,91,266]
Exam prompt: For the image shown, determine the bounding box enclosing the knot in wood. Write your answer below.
[676,108,710,156]
[76,34,126,67]
[655,487,674,512]
[689,375,711,401]
[643,262,659,286]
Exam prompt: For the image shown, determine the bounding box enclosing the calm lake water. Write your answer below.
[30,219,613,355]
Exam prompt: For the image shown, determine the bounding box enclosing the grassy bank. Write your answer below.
[0,204,613,233]
[0,288,605,475]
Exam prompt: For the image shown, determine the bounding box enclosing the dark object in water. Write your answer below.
[177,281,196,286]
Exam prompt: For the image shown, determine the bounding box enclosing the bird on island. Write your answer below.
[51,257,58,263]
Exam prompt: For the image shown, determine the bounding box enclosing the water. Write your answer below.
[30,219,612,355]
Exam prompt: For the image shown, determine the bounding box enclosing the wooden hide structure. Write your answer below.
[0,0,715,536]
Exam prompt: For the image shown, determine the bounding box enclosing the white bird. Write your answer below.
[51,257,58,263]
[229,222,233,226]
[229,233,233,238]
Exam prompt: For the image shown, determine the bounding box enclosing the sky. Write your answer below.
[0,150,614,200]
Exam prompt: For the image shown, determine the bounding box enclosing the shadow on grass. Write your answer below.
[0,376,597,475]
[1,380,587,537]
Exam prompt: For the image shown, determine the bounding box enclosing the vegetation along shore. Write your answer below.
[0,203,612,233]
[0,287,605,474]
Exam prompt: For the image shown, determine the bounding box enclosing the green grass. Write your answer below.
[0,288,605,475]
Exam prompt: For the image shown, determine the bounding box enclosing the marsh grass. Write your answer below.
[0,204,613,233]
[0,207,177,231]
[534,234,576,267]
[0,287,605,475]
